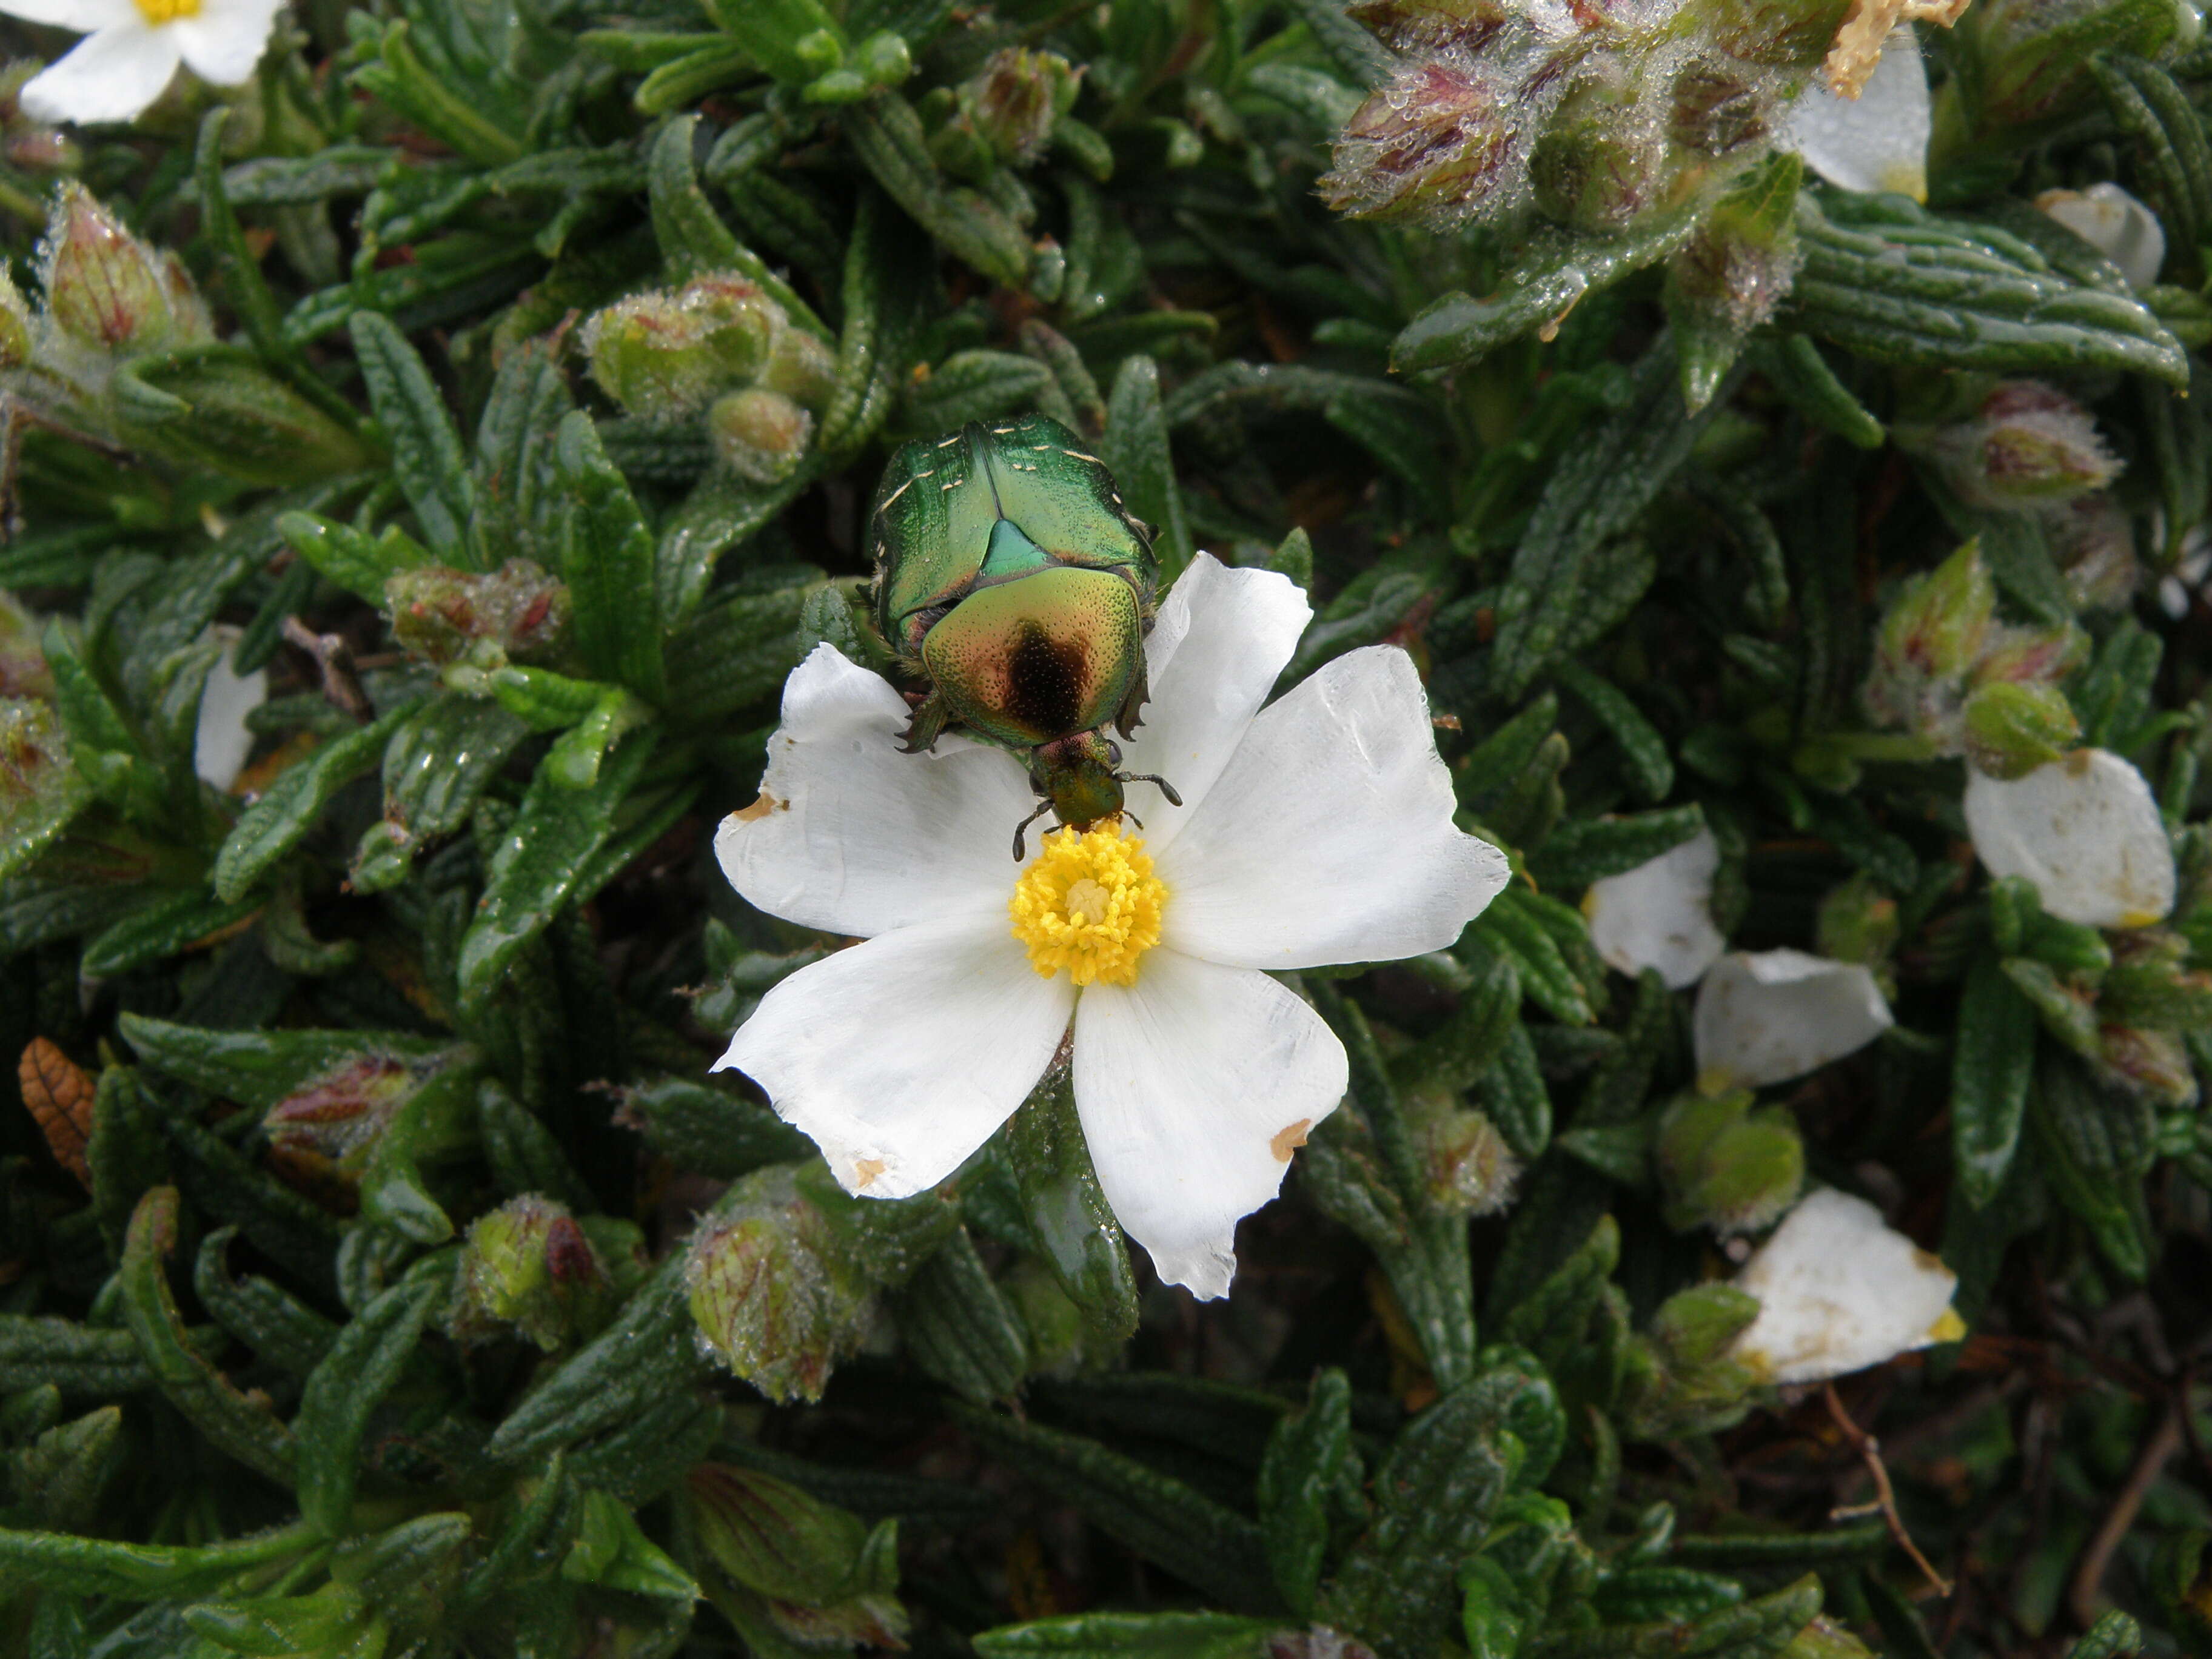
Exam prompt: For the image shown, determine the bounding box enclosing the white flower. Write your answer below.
[713,554,1509,1299]
[1963,748,2175,929]
[0,0,284,126]
[1583,826,1726,991]
[2036,183,2165,290]
[193,626,264,790]
[1729,1188,1963,1384]
[1692,949,1892,1091]
[1787,29,1930,201]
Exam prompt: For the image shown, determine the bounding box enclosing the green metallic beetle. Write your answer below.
[868,414,1181,858]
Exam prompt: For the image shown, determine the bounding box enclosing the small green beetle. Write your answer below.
[868,414,1181,857]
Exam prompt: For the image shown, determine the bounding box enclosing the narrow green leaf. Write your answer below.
[214,709,409,902]
[557,410,666,701]
[1952,953,2039,1208]
[296,1266,445,1536]
[349,312,477,558]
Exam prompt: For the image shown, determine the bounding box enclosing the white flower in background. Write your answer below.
[1693,949,1892,1091]
[1964,748,2175,928]
[1729,1188,1963,1384]
[193,626,264,790]
[2036,183,2166,290]
[0,0,283,126]
[1583,825,1726,990]
[1788,29,1930,201]
[2159,528,2208,620]
[714,554,1510,1299]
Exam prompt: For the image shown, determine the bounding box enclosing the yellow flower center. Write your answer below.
[133,0,198,22]
[1009,823,1165,987]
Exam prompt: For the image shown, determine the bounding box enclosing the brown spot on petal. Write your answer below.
[853,1157,886,1189]
[731,791,785,824]
[1271,1119,1313,1162]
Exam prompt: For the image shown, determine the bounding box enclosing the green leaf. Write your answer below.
[891,1227,1029,1404]
[973,1612,1277,1659]
[1102,355,1193,586]
[1552,662,1672,801]
[2090,55,2212,253]
[2031,1053,2156,1281]
[845,94,1034,290]
[0,1520,312,1601]
[276,512,431,603]
[1003,1071,1140,1347]
[1256,1367,1352,1619]
[214,709,409,902]
[473,338,577,570]
[649,114,828,337]
[193,1227,340,1376]
[557,410,667,702]
[80,889,265,978]
[458,729,658,1009]
[296,1265,445,1535]
[350,311,478,558]
[948,1401,1281,1614]
[658,466,821,629]
[1527,805,1706,890]
[1952,953,2039,1208]
[120,1014,452,1108]
[902,350,1052,431]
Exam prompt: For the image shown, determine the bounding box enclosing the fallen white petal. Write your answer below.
[2037,183,2165,290]
[1963,748,2175,928]
[715,643,1037,939]
[1584,826,1726,990]
[193,631,265,791]
[21,24,181,124]
[1729,1188,1962,1384]
[716,914,1072,1201]
[169,0,284,85]
[1073,948,1347,1298]
[1788,30,1930,201]
[1156,645,1509,970]
[1118,552,1313,856]
[1692,949,1892,1090]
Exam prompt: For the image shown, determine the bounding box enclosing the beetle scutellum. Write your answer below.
[868,413,1181,858]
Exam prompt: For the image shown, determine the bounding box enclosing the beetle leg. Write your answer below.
[897,690,953,754]
[1119,772,1182,808]
[1011,799,1055,862]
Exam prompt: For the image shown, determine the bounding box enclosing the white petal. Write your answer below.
[1729,1188,1961,1385]
[1118,552,1313,856]
[0,0,134,28]
[2037,183,2166,290]
[19,25,179,124]
[170,0,284,85]
[1692,950,1892,1090]
[1583,826,1726,990]
[716,644,1037,938]
[1963,749,2175,928]
[716,914,1072,1200]
[1787,29,1930,201]
[193,629,265,791]
[1072,950,1347,1298]
[1156,646,1509,970]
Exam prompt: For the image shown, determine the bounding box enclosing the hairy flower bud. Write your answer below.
[709,387,814,485]
[2099,1023,2199,1106]
[1962,680,2081,779]
[0,592,50,700]
[2051,493,2140,610]
[685,1166,870,1404]
[1421,1104,1521,1214]
[40,183,209,357]
[0,268,28,372]
[1657,1090,1806,1236]
[1815,873,1899,967]
[1350,0,1513,49]
[686,1464,908,1647]
[583,275,787,421]
[1321,63,1520,225]
[263,1053,424,1202]
[451,1194,610,1350]
[964,47,1079,166]
[759,324,838,409]
[1669,60,1775,157]
[1704,0,1855,67]
[386,558,569,668]
[1863,540,1996,743]
[1924,381,2121,511]
[1529,70,1671,232]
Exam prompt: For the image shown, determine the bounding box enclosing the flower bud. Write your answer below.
[263,1054,423,1202]
[0,593,50,700]
[1932,381,2122,511]
[0,697,75,853]
[1421,1104,1521,1215]
[1620,1282,1763,1438]
[1669,61,1776,156]
[1529,72,1672,232]
[686,1464,909,1647]
[0,269,28,372]
[1962,680,2080,779]
[1349,0,1508,50]
[1655,1090,1805,1236]
[2051,494,2140,611]
[2037,183,2165,289]
[451,1195,609,1350]
[386,559,569,668]
[1787,1617,1881,1659]
[40,184,208,357]
[109,350,381,489]
[708,387,813,485]
[1862,540,1995,743]
[2097,1024,2198,1107]
[583,275,786,421]
[685,1166,871,1404]
[759,324,838,410]
[963,47,1079,166]
[1704,0,1854,67]
[1320,64,1518,226]
[1815,873,1899,967]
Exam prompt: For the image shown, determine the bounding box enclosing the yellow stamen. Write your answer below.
[1009,823,1165,987]
[133,0,199,21]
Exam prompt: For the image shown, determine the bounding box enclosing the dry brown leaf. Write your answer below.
[20,1037,93,1187]
[1823,0,1971,99]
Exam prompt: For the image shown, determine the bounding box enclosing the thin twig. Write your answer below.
[281,616,372,722]
[1823,1382,1952,1598]
[2066,1398,2183,1631]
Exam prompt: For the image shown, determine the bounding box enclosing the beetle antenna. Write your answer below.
[1011,800,1054,862]
[1122,810,1145,832]
[1120,773,1183,807]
